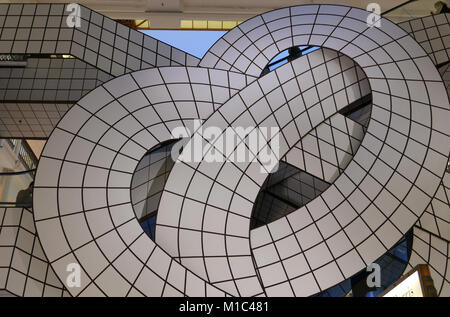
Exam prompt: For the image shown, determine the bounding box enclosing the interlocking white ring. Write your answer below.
[33,5,450,297]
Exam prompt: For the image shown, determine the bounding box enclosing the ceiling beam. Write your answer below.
[2,0,413,29]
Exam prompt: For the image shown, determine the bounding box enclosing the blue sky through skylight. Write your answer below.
[141,30,226,58]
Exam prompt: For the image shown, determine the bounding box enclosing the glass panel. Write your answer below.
[315,229,413,297]
[140,216,157,241]
[261,46,319,76]
[131,140,179,241]
[251,162,331,229]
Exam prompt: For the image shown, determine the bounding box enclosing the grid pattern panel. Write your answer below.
[406,227,450,296]
[252,163,330,229]
[403,61,450,298]
[0,2,202,139]
[252,193,297,229]
[284,113,365,183]
[0,102,70,138]
[0,56,114,138]
[282,48,369,183]
[30,5,450,297]
[32,66,252,297]
[440,63,450,96]
[417,171,450,242]
[252,48,369,228]
[0,207,67,297]
[268,170,330,207]
[398,13,450,66]
[0,3,200,77]
[0,57,112,102]
[159,6,450,296]
[157,47,372,296]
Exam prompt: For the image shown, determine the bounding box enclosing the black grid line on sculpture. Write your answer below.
[0,207,67,297]
[398,13,450,66]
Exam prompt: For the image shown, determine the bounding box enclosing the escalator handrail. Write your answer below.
[0,169,36,176]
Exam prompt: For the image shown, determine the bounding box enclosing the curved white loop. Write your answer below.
[33,5,450,297]
[33,67,252,296]
[159,5,450,296]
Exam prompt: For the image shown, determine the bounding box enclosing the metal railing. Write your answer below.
[4,139,38,171]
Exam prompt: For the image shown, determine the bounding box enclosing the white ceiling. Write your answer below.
[1,0,412,28]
